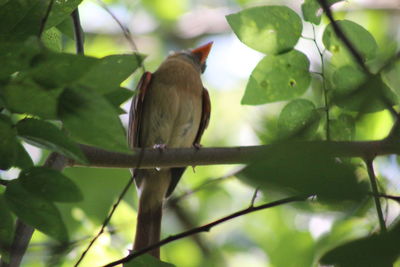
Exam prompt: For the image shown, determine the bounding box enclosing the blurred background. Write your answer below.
[7,0,400,266]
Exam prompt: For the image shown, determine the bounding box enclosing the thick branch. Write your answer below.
[102,195,308,267]
[73,140,400,169]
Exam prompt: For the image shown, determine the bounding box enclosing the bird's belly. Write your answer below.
[140,85,202,148]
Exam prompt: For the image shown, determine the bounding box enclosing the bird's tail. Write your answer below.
[133,170,170,258]
[133,196,163,258]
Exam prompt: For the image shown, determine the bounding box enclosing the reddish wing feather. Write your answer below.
[128,72,152,149]
[194,88,211,145]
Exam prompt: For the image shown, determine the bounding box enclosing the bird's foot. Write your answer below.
[193,143,202,150]
[153,143,167,152]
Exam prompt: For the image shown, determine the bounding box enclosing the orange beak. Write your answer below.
[191,42,213,64]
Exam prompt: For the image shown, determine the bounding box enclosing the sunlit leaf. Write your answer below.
[2,79,63,119]
[320,222,400,267]
[331,114,355,141]
[125,254,175,267]
[5,180,69,242]
[0,114,18,170]
[19,167,83,202]
[59,86,130,153]
[16,118,87,163]
[242,50,311,105]
[301,0,342,25]
[277,99,320,139]
[227,6,302,54]
[239,142,367,202]
[41,27,62,51]
[0,0,50,41]
[0,192,14,263]
[323,20,378,64]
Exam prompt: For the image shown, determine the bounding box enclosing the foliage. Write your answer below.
[0,0,400,266]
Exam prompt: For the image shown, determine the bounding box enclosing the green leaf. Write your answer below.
[2,79,63,119]
[331,114,355,141]
[41,27,62,52]
[46,0,83,29]
[29,52,99,88]
[104,87,134,113]
[0,37,42,80]
[14,142,34,169]
[301,0,342,25]
[239,142,367,202]
[330,65,367,94]
[226,6,302,54]
[55,17,74,39]
[331,73,398,113]
[19,167,83,202]
[5,180,69,242]
[242,50,311,105]
[382,59,400,96]
[323,20,378,64]
[277,99,320,140]
[125,254,176,267]
[320,222,400,267]
[0,0,50,41]
[59,87,130,153]
[16,118,87,163]
[78,54,144,94]
[0,114,18,170]
[0,192,14,264]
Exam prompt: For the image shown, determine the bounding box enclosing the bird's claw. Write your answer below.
[153,144,167,152]
[193,143,202,150]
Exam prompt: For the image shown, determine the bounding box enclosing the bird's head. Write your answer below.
[169,42,213,73]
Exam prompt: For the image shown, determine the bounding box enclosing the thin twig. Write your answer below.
[71,9,84,55]
[365,159,387,233]
[249,188,259,207]
[38,0,55,37]
[312,25,330,141]
[74,147,145,266]
[169,166,245,203]
[317,0,370,74]
[73,177,135,266]
[96,0,146,73]
[102,195,308,267]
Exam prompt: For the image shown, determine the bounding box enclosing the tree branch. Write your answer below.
[72,140,400,169]
[317,0,370,74]
[102,195,308,267]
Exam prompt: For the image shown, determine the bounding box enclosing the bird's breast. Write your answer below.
[139,61,203,148]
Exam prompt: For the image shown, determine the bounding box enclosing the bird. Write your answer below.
[128,42,212,258]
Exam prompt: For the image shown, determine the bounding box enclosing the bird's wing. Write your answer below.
[166,87,211,197]
[194,87,211,145]
[128,71,152,149]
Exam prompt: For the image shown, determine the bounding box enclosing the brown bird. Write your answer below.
[128,42,212,258]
